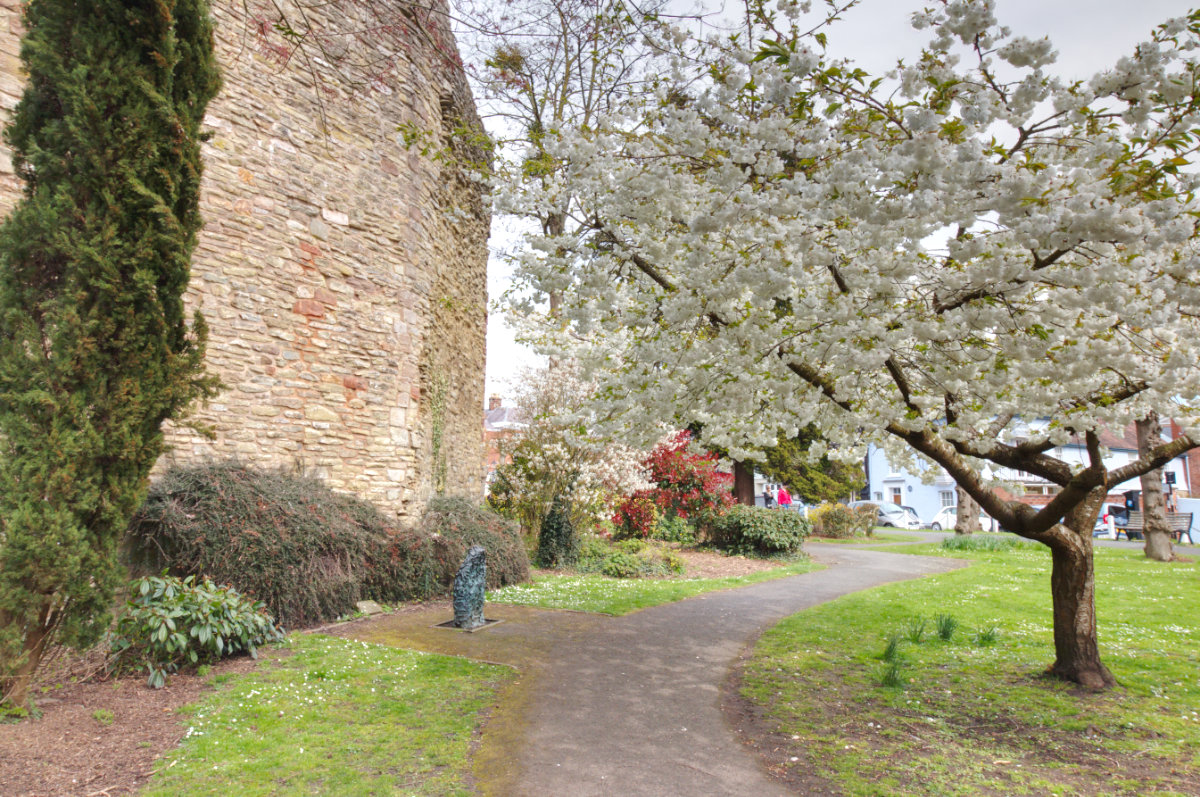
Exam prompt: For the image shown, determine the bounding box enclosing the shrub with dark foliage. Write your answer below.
[126,464,529,628]
[412,496,530,590]
[710,505,810,556]
[535,496,580,569]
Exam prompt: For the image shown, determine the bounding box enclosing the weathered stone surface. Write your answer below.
[355,600,384,616]
[0,0,488,519]
[452,545,487,630]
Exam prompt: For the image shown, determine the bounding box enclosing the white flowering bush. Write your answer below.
[488,363,650,534]
[499,1,1200,689]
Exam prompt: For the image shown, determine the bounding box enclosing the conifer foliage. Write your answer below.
[0,0,221,707]
[536,496,580,569]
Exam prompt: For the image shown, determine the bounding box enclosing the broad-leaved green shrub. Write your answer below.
[601,551,643,578]
[576,537,684,578]
[602,546,684,578]
[653,513,697,544]
[615,538,648,554]
[576,535,612,566]
[711,505,810,555]
[111,574,283,688]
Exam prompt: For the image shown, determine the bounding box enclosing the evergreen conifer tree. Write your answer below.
[536,496,579,569]
[0,0,220,707]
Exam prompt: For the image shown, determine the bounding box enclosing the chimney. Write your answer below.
[488,395,502,411]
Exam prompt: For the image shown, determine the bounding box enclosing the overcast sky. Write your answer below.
[481,0,1193,402]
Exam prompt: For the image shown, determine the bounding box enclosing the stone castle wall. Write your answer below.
[0,0,489,518]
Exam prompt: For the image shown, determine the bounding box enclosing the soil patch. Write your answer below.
[673,547,793,578]
[0,653,262,797]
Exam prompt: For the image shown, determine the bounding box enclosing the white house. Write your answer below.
[863,423,1191,530]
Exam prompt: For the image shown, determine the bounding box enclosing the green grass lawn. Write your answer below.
[741,542,1200,795]
[489,559,822,615]
[143,634,511,796]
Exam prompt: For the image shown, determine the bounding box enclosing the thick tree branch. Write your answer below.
[1109,435,1197,485]
[596,226,730,328]
[949,436,1074,484]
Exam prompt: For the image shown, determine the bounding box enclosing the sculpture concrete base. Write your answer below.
[434,617,503,633]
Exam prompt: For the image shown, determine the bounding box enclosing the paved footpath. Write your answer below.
[346,544,965,796]
[515,545,962,796]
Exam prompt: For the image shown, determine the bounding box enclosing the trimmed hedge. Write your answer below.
[126,464,528,628]
[711,505,810,555]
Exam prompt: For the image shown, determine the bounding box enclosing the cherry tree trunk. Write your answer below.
[733,460,756,506]
[1045,491,1115,690]
[954,485,981,535]
[1136,414,1174,562]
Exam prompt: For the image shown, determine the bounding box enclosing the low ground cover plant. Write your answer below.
[111,574,283,688]
[568,535,684,579]
[741,544,1200,794]
[127,464,528,629]
[142,634,509,795]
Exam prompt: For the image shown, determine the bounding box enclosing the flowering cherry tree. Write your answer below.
[501,0,1200,688]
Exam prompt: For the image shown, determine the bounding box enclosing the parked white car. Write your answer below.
[928,505,998,532]
[850,501,922,530]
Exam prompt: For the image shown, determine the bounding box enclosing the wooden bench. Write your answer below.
[1115,511,1194,543]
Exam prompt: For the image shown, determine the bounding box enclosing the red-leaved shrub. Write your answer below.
[614,432,733,537]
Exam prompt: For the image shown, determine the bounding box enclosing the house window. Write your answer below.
[873,492,882,501]
[940,490,955,508]
[890,487,903,504]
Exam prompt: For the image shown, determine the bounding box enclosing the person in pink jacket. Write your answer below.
[776,485,792,509]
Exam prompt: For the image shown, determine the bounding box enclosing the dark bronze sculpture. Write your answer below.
[452,545,487,630]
